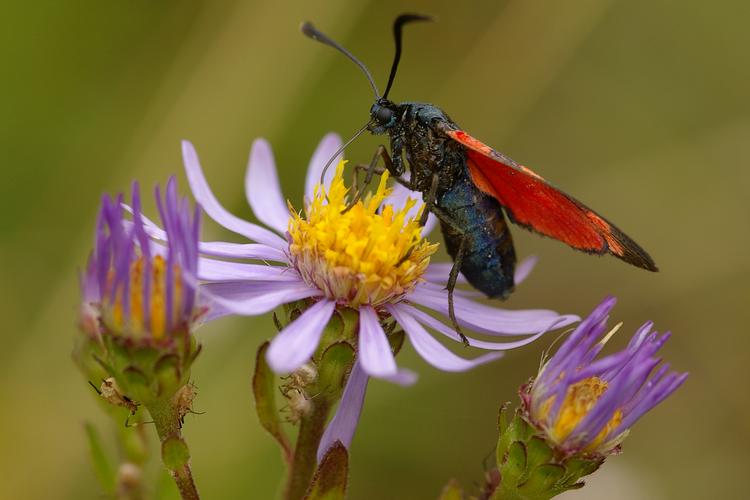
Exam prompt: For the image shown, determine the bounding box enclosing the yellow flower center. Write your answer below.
[105,255,184,339]
[288,162,438,308]
[539,376,623,452]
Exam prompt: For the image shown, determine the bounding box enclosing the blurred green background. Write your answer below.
[1,0,748,498]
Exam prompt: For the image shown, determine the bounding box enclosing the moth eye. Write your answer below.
[376,107,394,124]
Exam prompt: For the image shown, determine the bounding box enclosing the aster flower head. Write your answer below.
[174,134,578,383]
[77,178,202,405]
[524,296,688,457]
[155,134,580,461]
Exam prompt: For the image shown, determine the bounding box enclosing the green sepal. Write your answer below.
[161,436,190,470]
[518,464,566,497]
[153,353,182,398]
[526,436,553,466]
[303,441,348,500]
[84,422,116,494]
[97,331,198,407]
[437,479,464,500]
[492,406,609,499]
[500,441,528,488]
[252,341,293,463]
[315,342,356,404]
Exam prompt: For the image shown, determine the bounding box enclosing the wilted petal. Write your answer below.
[317,361,368,462]
[387,305,504,372]
[305,133,342,204]
[245,138,290,234]
[181,140,286,249]
[266,300,336,373]
[358,306,398,378]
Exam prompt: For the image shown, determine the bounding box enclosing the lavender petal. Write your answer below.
[181,140,286,249]
[266,300,336,373]
[317,361,368,462]
[358,306,398,378]
[245,138,291,234]
[304,133,342,205]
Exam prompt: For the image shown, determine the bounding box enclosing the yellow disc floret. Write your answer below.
[538,376,624,453]
[288,162,438,308]
[104,254,184,340]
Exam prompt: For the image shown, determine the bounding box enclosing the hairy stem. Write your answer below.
[147,399,200,500]
[284,399,332,500]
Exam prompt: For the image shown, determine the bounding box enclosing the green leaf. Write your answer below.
[437,479,464,500]
[303,441,348,500]
[252,341,293,464]
[84,422,115,494]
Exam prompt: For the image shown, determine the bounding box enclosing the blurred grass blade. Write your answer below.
[252,341,293,464]
[84,422,115,494]
[303,441,348,500]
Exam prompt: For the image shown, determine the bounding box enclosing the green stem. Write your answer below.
[284,399,332,500]
[147,399,200,500]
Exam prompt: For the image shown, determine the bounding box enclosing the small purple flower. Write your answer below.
[127,134,581,458]
[524,297,688,456]
[80,178,201,341]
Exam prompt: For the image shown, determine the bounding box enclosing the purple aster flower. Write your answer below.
[81,178,202,341]
[523,296,688,456]
[127,134,580,458]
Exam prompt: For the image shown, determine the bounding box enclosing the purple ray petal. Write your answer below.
[358,306,398,378]
[305,133,342,205]
[383,181,437,237]
[421,263,468,285]
[245,138,290,234]
[387,305,504,372]
[513,255,538,285]
[317,360,368,462]
[125,214,289,263]
[408,285,579,335]
[196,257,300,282]
[181,140,286,249]
[199,280,320,318]
[397,304,554,350]
[266,300,336,373]
[196,241,288,262]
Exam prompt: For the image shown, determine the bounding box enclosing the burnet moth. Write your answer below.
[302,14,657,344]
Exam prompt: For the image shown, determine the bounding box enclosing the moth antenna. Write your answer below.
[302,21,380,99]
[319,121,371,192]
[382,13,433,100]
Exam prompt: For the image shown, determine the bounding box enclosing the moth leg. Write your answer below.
[396,173,438,265]
[352,163,412,189]
[429,205,470,347]
[343,145,393,213]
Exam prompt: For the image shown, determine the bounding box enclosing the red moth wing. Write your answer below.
[441,127,657,271]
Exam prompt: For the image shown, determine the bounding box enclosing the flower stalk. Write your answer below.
[147,396,200,500]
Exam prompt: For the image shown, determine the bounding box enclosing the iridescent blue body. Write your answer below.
[370,101,517,298]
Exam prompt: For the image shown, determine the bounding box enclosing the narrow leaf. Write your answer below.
[252,341,293,463]
[84,422,116,494]
[303,441,348,500]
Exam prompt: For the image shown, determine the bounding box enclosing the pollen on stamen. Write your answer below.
[287,161,438,308]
